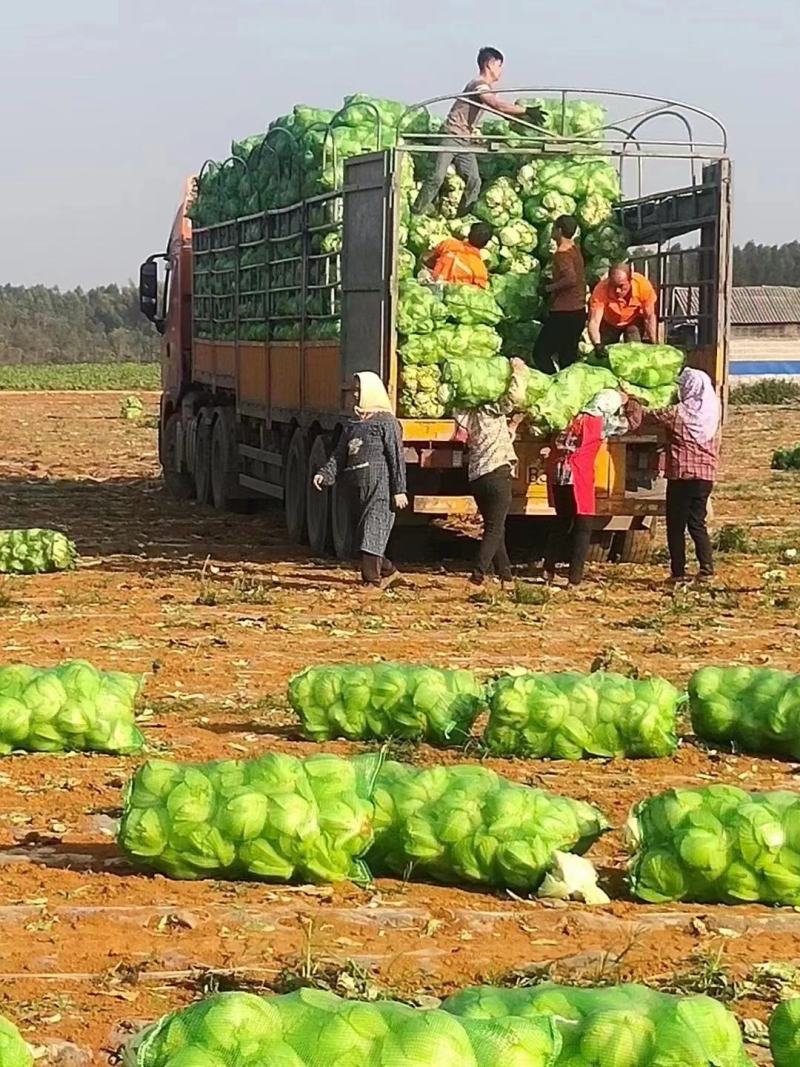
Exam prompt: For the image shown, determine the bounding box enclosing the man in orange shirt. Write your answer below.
[588,263,658,348]
[422,222,492,289]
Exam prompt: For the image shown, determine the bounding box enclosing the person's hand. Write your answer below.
[312,473,324,491]
[394,493,409,510]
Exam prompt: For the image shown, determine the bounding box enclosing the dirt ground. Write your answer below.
[1,391,800,1062]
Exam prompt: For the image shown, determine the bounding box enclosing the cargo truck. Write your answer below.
[140,89,731,563]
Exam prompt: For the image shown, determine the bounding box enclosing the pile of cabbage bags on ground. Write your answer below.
[486,671,682,760]
[772,442,800,470]
[0,661,144,755]
[0,1015,31,1067]
[118,750,608,892]
[689,665,800,760]
[362,756,608,891]
[288,663,484,744]
[126,989,562,1067]
[627,785,800,906]
[770,997,800,1067]
[0,528,77,574]
[444,983,755,1067]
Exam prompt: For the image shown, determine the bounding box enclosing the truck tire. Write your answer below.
[161,413,193,500]
[193,411,213,506]
[210,407,254,513]
[586,531,614,563]
[331,478,355,561]
[614,520,657,564]
[306,435,332,555]
[284,428,309,544]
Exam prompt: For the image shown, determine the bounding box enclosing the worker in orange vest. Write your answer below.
[422,222,493,289]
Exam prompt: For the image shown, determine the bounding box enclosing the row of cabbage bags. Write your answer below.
[288,661,800,764]
[0,660,144,755]
[0,528,76,574]
[124,984,768,1067]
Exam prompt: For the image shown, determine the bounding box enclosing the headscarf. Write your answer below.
[354,371,393,417]
[582,388,628,437]
[677,367,720,443]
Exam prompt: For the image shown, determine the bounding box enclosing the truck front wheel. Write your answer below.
[161,413,193,500]
[193,411,213,506]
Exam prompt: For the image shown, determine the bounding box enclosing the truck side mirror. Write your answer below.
[139,260,158,320]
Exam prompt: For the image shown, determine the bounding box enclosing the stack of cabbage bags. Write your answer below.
[770,998,800,1067]
[606,342,683,409]
[689,665,800,759]
[0,1015,32,1067]
[627,784,800,905]
[486,671,682,760]
[0,660,144,755]
[363,757,608,892]
[126,989,562,1067]
[288,663,484,744]
[525,362,619,432]
[0,528,77,574]
[118,753,375,884]
[772,443,800,470]
[443,983,755,1067]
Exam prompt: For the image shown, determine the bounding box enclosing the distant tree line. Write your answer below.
[733,242,800,287]
[0,283,159,365]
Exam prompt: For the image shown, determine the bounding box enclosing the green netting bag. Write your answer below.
[0,660,144,755]
[770,998,800,1067]
[689,665,800,759]
[361,757,609,892]
[486,671,682,760]
[607,343,684,389]
[439,355,512,409]
[0,1015,32,1067]
[444,983,755,1067]
[490,272,541,320]
[627,784,800,905]
[126,989,562,1067]
[288,663,484,745]
[474,177,524,228]
[442,283,503,326]
[396,279,447,335]
[399,364,446,418]
[617,378,677,410]
[400,324,503,367]
[525,363,619,432]
[118,752,374,884]
[0,528,77,574]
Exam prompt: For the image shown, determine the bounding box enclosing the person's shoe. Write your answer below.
[666,574,687,587]
[381,570,402,590]
[695,569,714,583]
[468,572,485,587]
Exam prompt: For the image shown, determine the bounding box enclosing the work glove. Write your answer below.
[524,104,547,128]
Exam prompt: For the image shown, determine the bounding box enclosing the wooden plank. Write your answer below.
[239,474,284,500]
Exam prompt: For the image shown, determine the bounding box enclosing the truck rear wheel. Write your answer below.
[306,435,332,555]
[193,412,213,506]
[331,478,355,561]
[285,428,309,544]
[613,520,657,564]
[162,413,193,500]
[210,407,254,513]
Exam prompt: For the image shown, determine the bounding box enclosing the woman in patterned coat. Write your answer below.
[314,372,408,587]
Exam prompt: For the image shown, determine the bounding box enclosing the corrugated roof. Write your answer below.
[673,286,800,324]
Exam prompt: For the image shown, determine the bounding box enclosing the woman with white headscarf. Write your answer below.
[314,372,408,587]
[648,367,721,582]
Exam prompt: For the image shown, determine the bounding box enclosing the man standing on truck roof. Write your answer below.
[422,222,493,288]
[413,47,533,217]
[587,263,658,349]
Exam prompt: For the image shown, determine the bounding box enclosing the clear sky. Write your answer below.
[1,0,797,290]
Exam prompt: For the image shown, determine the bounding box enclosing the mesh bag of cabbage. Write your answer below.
[0,1014,32,1067]
[769,997,800,1067]
[607,342,685,389]
[627,784,800,905]
[288,663,485,745]
[359,756,609,892]
[444,983,755,1067]
[126,988,562,1067]
[118,753,376,884]
[689,665,800,760]
[486,671,682,760]
[0,660,144,755]
[0,528,77,574]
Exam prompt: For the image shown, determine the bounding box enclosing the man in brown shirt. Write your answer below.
[532,215,588,374]
[413,47,529,217]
